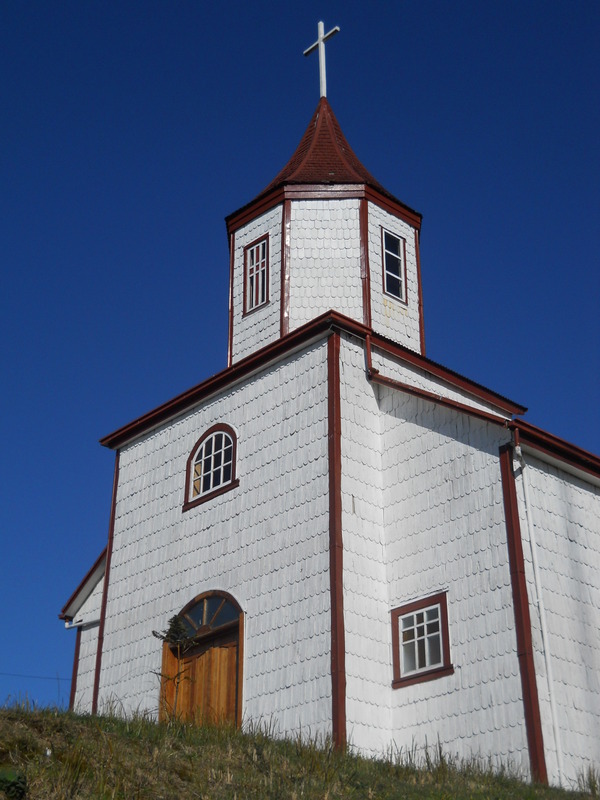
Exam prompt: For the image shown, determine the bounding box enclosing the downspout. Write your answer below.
[513,432,564,785]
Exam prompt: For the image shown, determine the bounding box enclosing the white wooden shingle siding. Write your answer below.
[367,203,421,352]
[231,205,283,363]
[95,340,333,737]
[514,453,600,785]
[380,389,529,773]
[288,199,363,332]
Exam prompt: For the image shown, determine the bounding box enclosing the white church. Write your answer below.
[60,24,600,787]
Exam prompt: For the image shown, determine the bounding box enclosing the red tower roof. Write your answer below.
[261,97,404,199]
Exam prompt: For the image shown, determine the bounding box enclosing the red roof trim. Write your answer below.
[100,311,526,450]
[59,546,107,621]
[510,420,600,478]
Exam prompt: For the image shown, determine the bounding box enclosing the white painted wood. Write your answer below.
[289,199,363,331]
[303,21,340,99]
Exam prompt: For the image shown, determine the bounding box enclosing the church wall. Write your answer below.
[367,202,421,353]
[379,388,531,775]
[288,199,363,331]
[231,204,283,363]
[338,334,392,752]
[97,339,334,738]
[514,454,600,786]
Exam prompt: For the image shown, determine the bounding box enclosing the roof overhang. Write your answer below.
[59,547,106,623]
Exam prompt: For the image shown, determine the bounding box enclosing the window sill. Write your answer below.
[392,664,454,689]
[182,478,240,512]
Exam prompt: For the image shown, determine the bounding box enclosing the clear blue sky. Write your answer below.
[1,1,598,708]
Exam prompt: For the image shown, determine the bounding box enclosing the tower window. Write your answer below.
[244,236,269,313]
[391,592,453,688]
[382,229,407,303]
[183,424,239,511]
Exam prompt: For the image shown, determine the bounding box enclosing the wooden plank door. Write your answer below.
[160,628,239,724]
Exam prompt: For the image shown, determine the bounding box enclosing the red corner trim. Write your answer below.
[92,451,120,715]
[415,229,426,355]
[69,626,81,711]
[359,198,372,328]
[227,231,235,368]
[499,444,548,784]
[327,332,346,749]
[280,199,291,337]
[509,420,600,480]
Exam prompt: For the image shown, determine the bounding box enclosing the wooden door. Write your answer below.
[160,627,239,724]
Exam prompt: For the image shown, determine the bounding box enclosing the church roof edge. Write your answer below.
[99,311,527,450]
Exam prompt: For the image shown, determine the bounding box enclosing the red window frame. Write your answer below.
[381,227,408,304]
[391,591,453,688]
[182,423,239,511]
[243,235,269,314]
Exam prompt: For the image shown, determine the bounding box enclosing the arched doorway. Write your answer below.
[159,591,243,725]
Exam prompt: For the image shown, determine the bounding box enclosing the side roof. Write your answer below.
[59,548,106,622]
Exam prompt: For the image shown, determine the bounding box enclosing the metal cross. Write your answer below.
[303,20,340,98]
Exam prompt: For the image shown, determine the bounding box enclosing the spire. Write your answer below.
[260,97,394,198]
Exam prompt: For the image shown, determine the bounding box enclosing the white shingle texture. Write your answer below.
[289,199,363,331]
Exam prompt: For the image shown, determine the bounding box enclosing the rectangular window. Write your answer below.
[382,228,407,303]
[391,592,453,688]
[244,235,269,313]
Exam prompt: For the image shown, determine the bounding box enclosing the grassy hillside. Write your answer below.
[0,706,596,799]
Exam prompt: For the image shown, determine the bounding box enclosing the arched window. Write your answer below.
[183,424,239,511]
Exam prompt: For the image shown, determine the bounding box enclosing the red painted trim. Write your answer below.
[182,423,239,512]
[227,231,235,368]
[69,626,81,711]
[226,184,422,235]
[381,227,409,306]
[327,333,346,749]
[92,451,120,715]
[509,420,600,479]
[59,546,107,620]
[280,199,291,337]
[415,229,426,355]
[101,311,525,450]
[499,444,548,784]
[391,591,453,689]
[370,372,509,427]
[242,234,270,316]
[359,198,372,328]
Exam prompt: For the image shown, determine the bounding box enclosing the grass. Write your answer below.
[0,704,596,799]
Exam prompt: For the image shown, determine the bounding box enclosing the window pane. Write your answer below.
[202,474,211,493]
[417,638,426,669]
[385,253,401,278]
[205,596,223,627]
[426,608,439,622]
[223,463,232,483]
[428,634,441,666]
[185,601,205,630]
[403,642,416,673]
[214,600,239,628]
[384,232,400,255]
[386,275,401,297]
[402,615,413,630]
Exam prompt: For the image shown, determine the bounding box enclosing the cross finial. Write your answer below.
[303,20,340,98]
